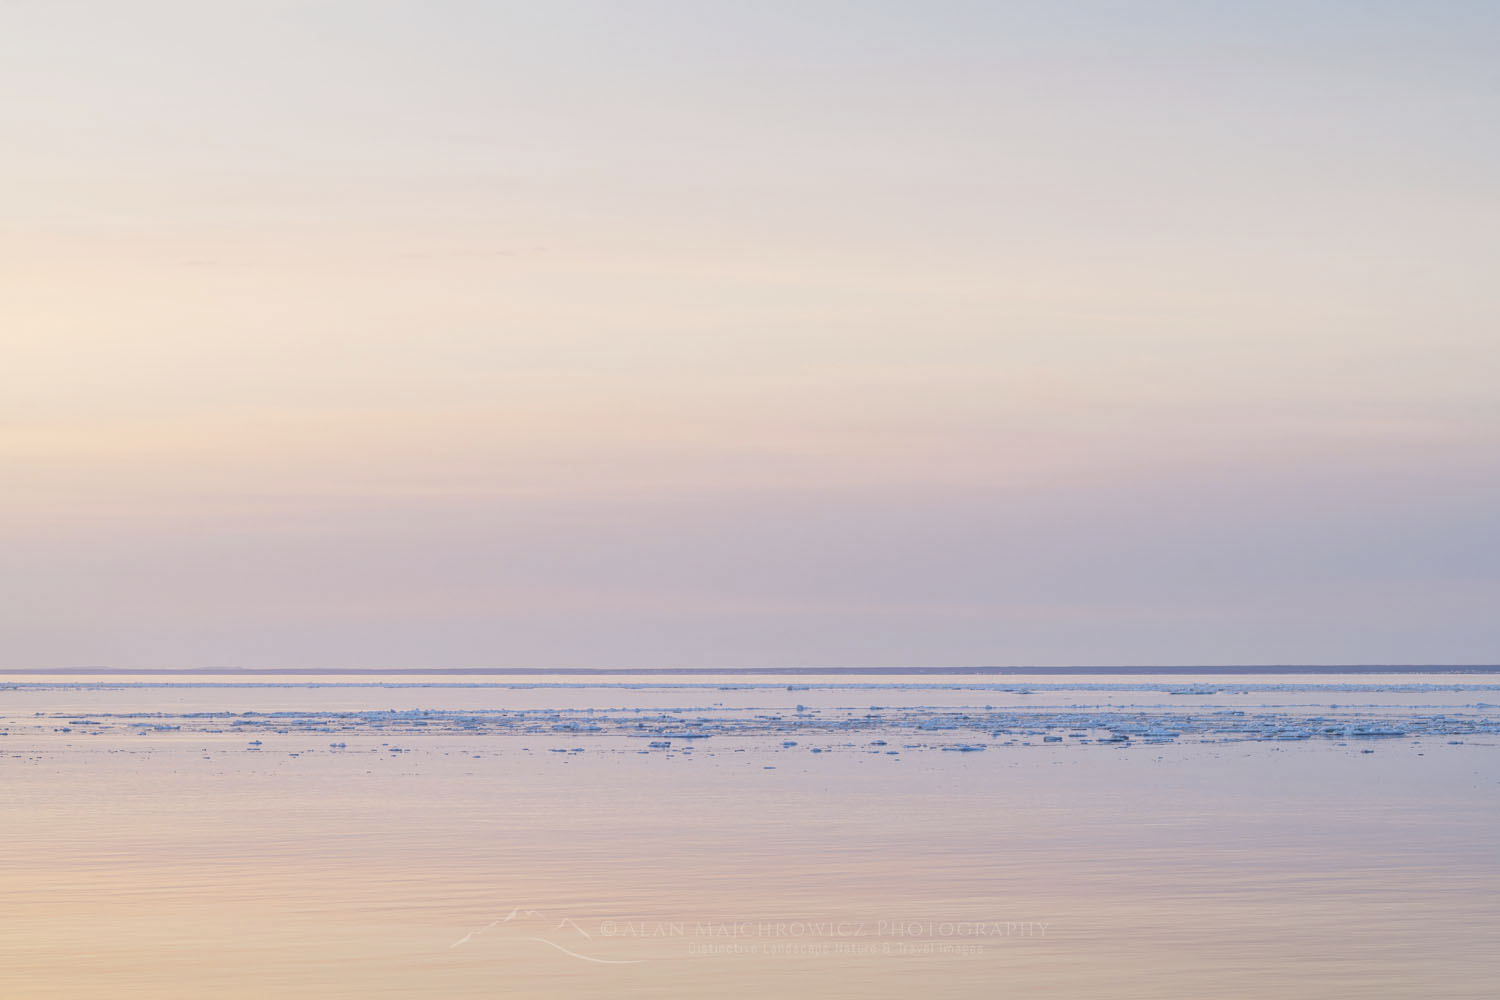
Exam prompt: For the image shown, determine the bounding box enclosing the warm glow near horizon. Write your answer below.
[4,2,1498,667]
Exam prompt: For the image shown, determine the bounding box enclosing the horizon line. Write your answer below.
[2,665,1498,676]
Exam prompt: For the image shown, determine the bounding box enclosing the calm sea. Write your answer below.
[4,670,1497,998]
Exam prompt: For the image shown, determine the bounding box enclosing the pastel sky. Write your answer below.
[3,2,1497,668]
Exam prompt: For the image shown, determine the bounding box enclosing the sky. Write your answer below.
[2,1,1498,668]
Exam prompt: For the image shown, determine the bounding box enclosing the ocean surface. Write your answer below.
[4,670,1498,998]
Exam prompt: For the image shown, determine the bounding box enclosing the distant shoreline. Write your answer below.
[2,665,1497,676]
